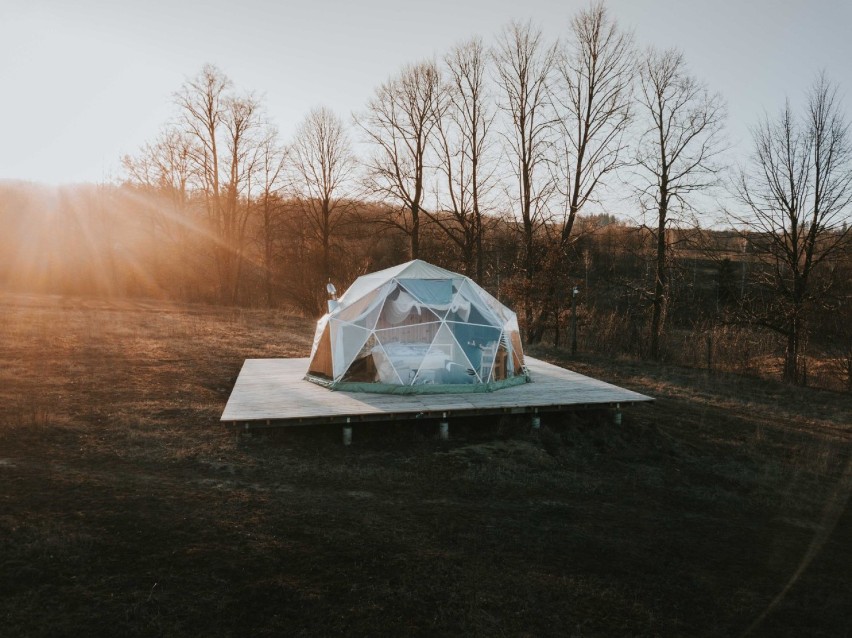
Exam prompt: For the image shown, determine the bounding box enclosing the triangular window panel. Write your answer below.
[374,323,442,385]
[339,273,394,307]
[335,282,391,330]
[443,288,473,323]
[369,339,404,385]
[374,322,442,347]
[374,282,442,329]
[396,278,454,305]
[479,341,497,383]
[504,314,521,334]
[471,282,512,324]
[399,260,457,279]
[342,334,381,382]
[508,329,525,375]
[330,319,370,380]
[511,349,524,377]
[458,279,503,327]
[412,322,479,385]
[444,321,502,382]
[489,332,511,381]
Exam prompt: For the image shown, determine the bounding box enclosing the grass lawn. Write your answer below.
[1,292,849,636]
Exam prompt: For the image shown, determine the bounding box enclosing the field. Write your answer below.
[0,292,850,637]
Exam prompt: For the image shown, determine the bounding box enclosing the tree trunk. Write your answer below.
[650,198,668,360]
[783,316,800,383]
[524,237,535,343]
[475,212,483,282]
[264,230,274,308]
[410,203,420,260]
[322,198,331,282]
[554,306,561,347]
[472,160,483,281]
[231,250,244,305]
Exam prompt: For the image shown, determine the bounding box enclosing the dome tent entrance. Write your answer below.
[306,260,529,394]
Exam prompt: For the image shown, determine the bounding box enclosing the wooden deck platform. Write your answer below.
[221,357,652,431]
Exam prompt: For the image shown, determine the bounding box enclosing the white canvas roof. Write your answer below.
[337,260,461,309]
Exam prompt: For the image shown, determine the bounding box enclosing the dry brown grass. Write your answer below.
[0,292,850,637]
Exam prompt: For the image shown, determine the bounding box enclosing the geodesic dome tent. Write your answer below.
[305,260,528,393]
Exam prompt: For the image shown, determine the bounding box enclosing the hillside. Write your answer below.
[0,292,849,636]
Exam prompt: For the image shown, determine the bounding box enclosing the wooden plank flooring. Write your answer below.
[221,357,652,429]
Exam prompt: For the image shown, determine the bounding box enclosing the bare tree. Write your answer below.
[289,106,356,284]
[356,61,444,260]
[222,94,263,302]
[731,74,852,383]
[430,37,496,281]
[254,127,287,307]
[175,64,263,303]
[493,20,558,339]
[635,47,725,360]
[457,37,495,282]
[554,1,634,247]
[122,127,193,229]
[122,128,198,296]
[523,2,635,345]
[175,64,229,220]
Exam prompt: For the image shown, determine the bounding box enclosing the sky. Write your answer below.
[1,0,851,187]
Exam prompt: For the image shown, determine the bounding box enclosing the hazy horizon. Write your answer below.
[2,0,851,187]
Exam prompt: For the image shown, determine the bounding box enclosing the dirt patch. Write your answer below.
[441,439,558,467]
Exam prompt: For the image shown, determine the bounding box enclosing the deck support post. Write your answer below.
[439,415,449,441]
[531,411,541,430]
[613,403,622,426]
[342,425,353,446]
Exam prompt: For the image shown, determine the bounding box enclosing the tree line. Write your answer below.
[1,2,850,388]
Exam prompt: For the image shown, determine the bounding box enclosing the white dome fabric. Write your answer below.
[306,260,528,393]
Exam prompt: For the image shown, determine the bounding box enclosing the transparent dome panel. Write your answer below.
[375,283,442,329]
[374,322,442,385]
[444,321,502,382]
[412,322,479,385]
[330,319,370,380]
